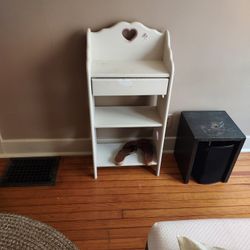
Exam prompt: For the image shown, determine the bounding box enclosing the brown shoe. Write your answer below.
[137,139,155,165]
[114,141,138,165]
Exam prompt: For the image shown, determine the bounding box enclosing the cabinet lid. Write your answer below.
[182,111,246,140]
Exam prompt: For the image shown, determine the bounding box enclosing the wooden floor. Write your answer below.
[0,153,250,250]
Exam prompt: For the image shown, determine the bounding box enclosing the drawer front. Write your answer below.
[92,78,168,96]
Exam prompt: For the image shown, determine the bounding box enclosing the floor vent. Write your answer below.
[0,157,60,187]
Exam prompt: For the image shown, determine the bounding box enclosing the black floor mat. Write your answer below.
[0,157,60,187]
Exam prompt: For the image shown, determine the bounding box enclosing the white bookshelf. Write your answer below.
[87,21,174,179]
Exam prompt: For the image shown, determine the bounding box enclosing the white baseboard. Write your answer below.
[241,136,250,152]
[0,136,249,158]
[0,138,92,158]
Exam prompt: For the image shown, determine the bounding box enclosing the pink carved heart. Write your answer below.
[122,28,138,41]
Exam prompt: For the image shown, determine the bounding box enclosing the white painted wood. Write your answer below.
[87,22,175,178]
[163,30,175,76]
[91,60,169,78]
[0,131,3,154]
[92,78,168,96]
[95,106,162,128]
[155,30,175,176]
[0,138,91,157]
[96,143,157,167]
[87,29,98,179]
[90,22,164,60]
[153,127,161,161]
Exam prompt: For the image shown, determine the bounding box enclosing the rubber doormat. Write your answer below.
[0,157,60,187]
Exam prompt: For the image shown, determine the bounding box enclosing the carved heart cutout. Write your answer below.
[122,28,138,41]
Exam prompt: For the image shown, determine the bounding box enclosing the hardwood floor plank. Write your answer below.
[123,205,250,219]
[48,218,158,231]
[75,238,146,250]
[2,197,250,215]
[1,192,250,214]
[29,210,122,222]
[109,227,153,239]
[0,184,249,199]
[61,229,109,241]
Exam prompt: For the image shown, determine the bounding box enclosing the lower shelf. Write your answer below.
[96,143,157,167]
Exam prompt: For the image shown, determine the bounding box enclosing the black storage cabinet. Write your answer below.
[174,111,246,184]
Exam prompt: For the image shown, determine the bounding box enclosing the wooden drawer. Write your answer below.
[92,78,168,96]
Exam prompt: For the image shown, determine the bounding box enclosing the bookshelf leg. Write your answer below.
[94,166,98,179]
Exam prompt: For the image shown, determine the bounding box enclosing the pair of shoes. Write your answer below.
[114,139,155,166]
[137,139,155,166]
[114,140,137,166]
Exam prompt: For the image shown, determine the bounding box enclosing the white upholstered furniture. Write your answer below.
[147,218,250,250]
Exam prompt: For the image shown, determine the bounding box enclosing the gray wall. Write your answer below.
[0,0,249,152]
